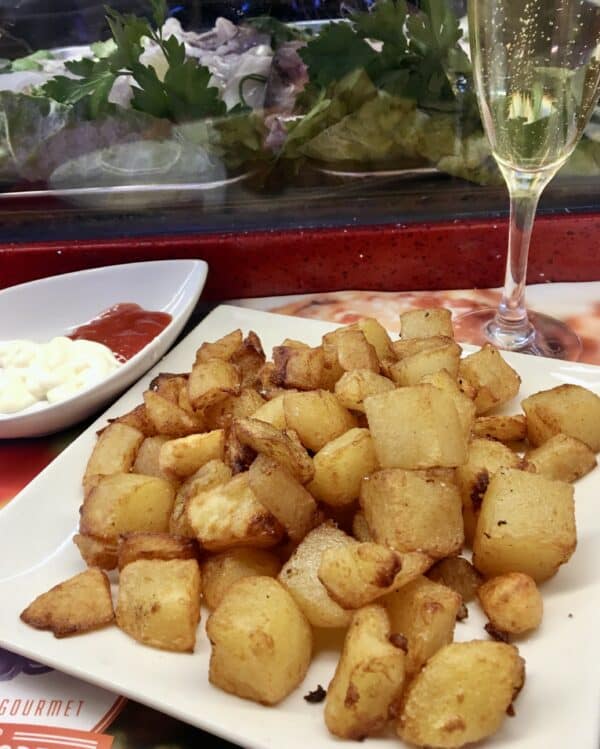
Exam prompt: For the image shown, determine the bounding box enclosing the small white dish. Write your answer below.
[0,259,208,438]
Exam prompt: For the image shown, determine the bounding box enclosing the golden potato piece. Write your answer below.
[108,403,156,437]
[352,511,373,542]
[229,331,266,388]
[21,568,114,638]
[318,543,402,609]
[80,473,175,542]
[143,390,202,437]
[132,435,171,480]
[473,414,528,443]
[354,318,396,361]
[203,389,265,430]
[195,329,243,363]
[383,576,462,677]
[525,433,597,482]
[202,547,281,610]
[272,344,325,390]
[248,454,318,542]
[83,422,144,494]
[278,522,355,628]
[522,384,600,451]
[334,369,395,413]
[309,428,379,507]
[159,430,225,480]
[459,344,521,415]
[455,438,522,545]
[400,308,454,339]
[283,390,357,453]
[473,468,576,582]
[360,469,464,559]
[118,532,198,570]
[418,369,476,442]
[116,558,201,652]
[364,385,468,469]
[478,572,543,635]
[251,393,287,429]
[427,557,483,603]
[73,533,118,570]
[398,641,525,748]
[333,328,380,373]
[207,576,312,705]
[233,417,314,484]
[186,473,284,551]
[389,340,461,386]
[188,358,241,411]
[169,459,232,537]
[325,605,406,739]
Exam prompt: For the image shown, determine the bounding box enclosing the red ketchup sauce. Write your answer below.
[69,303,172,362]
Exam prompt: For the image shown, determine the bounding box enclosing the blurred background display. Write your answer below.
[0,0,598,242]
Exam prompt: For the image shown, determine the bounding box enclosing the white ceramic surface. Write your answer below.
[1,305,599,749]
[0,260,208,438]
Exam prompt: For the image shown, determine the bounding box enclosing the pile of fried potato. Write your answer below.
[20,308,600,748]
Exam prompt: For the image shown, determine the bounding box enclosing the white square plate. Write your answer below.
[1,305,599,749]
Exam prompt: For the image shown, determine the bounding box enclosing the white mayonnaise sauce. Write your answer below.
[0,336,120,414]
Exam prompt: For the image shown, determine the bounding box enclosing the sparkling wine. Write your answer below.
[469,0,600,172]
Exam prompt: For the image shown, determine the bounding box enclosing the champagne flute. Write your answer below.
[460,0,600,358]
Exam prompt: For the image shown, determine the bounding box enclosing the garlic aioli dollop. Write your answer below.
[0,336,121,414]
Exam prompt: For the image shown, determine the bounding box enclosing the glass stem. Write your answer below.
[491,167,555,348]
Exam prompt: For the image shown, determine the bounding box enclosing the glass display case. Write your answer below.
[0,0,599,296]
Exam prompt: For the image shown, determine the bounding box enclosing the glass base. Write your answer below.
[454,309,582,361]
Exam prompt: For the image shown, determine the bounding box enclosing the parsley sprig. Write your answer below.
[42,0,225,121]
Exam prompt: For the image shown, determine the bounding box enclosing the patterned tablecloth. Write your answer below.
[1,282,599,749]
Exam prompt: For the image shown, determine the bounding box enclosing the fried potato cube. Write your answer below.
[398,641,525,748]
[283,390,357,453]
[158,430,225,480]
[427,557,483,603]
[382,576,462,676]
[132,435,171,480]
[400,308,454,339]
[478,572,543,635]
[334,370,395,413]
[229,331,266,388]
[207,576,312,705]
[186,473,284,551]
[203,389,265,430]
[143,390,202,437]
[21,568,114,637]
[116,559,201,652]
[392,335,454,361]
[188,359,241,411]
[525,433,597,482]
[455,438,522,545]
[83,423,144,493]
[73,533,118,570]
[148,373,188,402]
[459,344,521,415]
[251,393,287,430]
[248,454,318,542]
[473,414,528,443]
[332,328,380,373]
[272,344,325,390]
[232,417,314,483]
[109,403,156,437]
[354,318,396,362]
[389,340,462,386]
[278,522,355,628]
[472,468,576,582]
[325,605,406,739]
[118,532,198,571]
[318,543,402,609]
[364,385,468,469]
[352,511,373,542]
[522,384,600,451]
[360,469,463,559]
[308,428,379,507]
[202,548,281,610]
[169,459,232,537]
[418,369,476,441]
[195,329,243,363]
[80,473,175,542]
